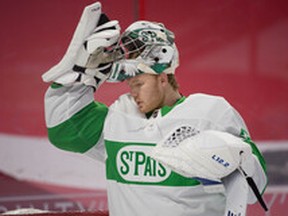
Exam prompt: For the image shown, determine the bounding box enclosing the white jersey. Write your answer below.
[93,93,247,216]
[44,84,266,216]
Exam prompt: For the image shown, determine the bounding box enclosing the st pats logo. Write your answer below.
[116,145,171,183]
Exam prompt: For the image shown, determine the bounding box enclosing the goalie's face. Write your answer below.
[127,73,166,113]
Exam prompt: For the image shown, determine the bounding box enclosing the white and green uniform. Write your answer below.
[44,83,266,216]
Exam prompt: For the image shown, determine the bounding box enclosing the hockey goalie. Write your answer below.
[42,2,268,216]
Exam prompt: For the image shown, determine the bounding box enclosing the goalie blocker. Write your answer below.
[42,2,121,90]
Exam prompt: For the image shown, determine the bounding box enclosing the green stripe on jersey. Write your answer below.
[161,96,186,116]
[240,129,267,174]
[51,82,63,89]
[105,140,200,187]
[48,101,108,153]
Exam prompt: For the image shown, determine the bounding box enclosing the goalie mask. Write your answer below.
[108,21,179,82]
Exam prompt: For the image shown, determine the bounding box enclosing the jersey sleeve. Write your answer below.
[214,98,267,199]
[215,100,266,171]
[44,83,108,161]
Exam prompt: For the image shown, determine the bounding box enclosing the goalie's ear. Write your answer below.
[158,73,169,86]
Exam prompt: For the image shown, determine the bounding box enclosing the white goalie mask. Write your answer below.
[108,21,179,82]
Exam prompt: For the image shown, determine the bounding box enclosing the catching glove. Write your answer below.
[150,128,268,214]
[151,129,252,181]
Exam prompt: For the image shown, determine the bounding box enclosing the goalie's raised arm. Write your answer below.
[42,2,121,161]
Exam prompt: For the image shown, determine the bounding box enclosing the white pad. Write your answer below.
[42,2,102,82]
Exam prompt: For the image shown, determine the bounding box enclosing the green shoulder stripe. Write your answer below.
[240,129,267,174]
[48,101,108,153]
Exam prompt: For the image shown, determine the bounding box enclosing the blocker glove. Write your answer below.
[42,2,120,90]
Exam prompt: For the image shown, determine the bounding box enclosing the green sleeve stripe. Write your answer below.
[48,101,108,153]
